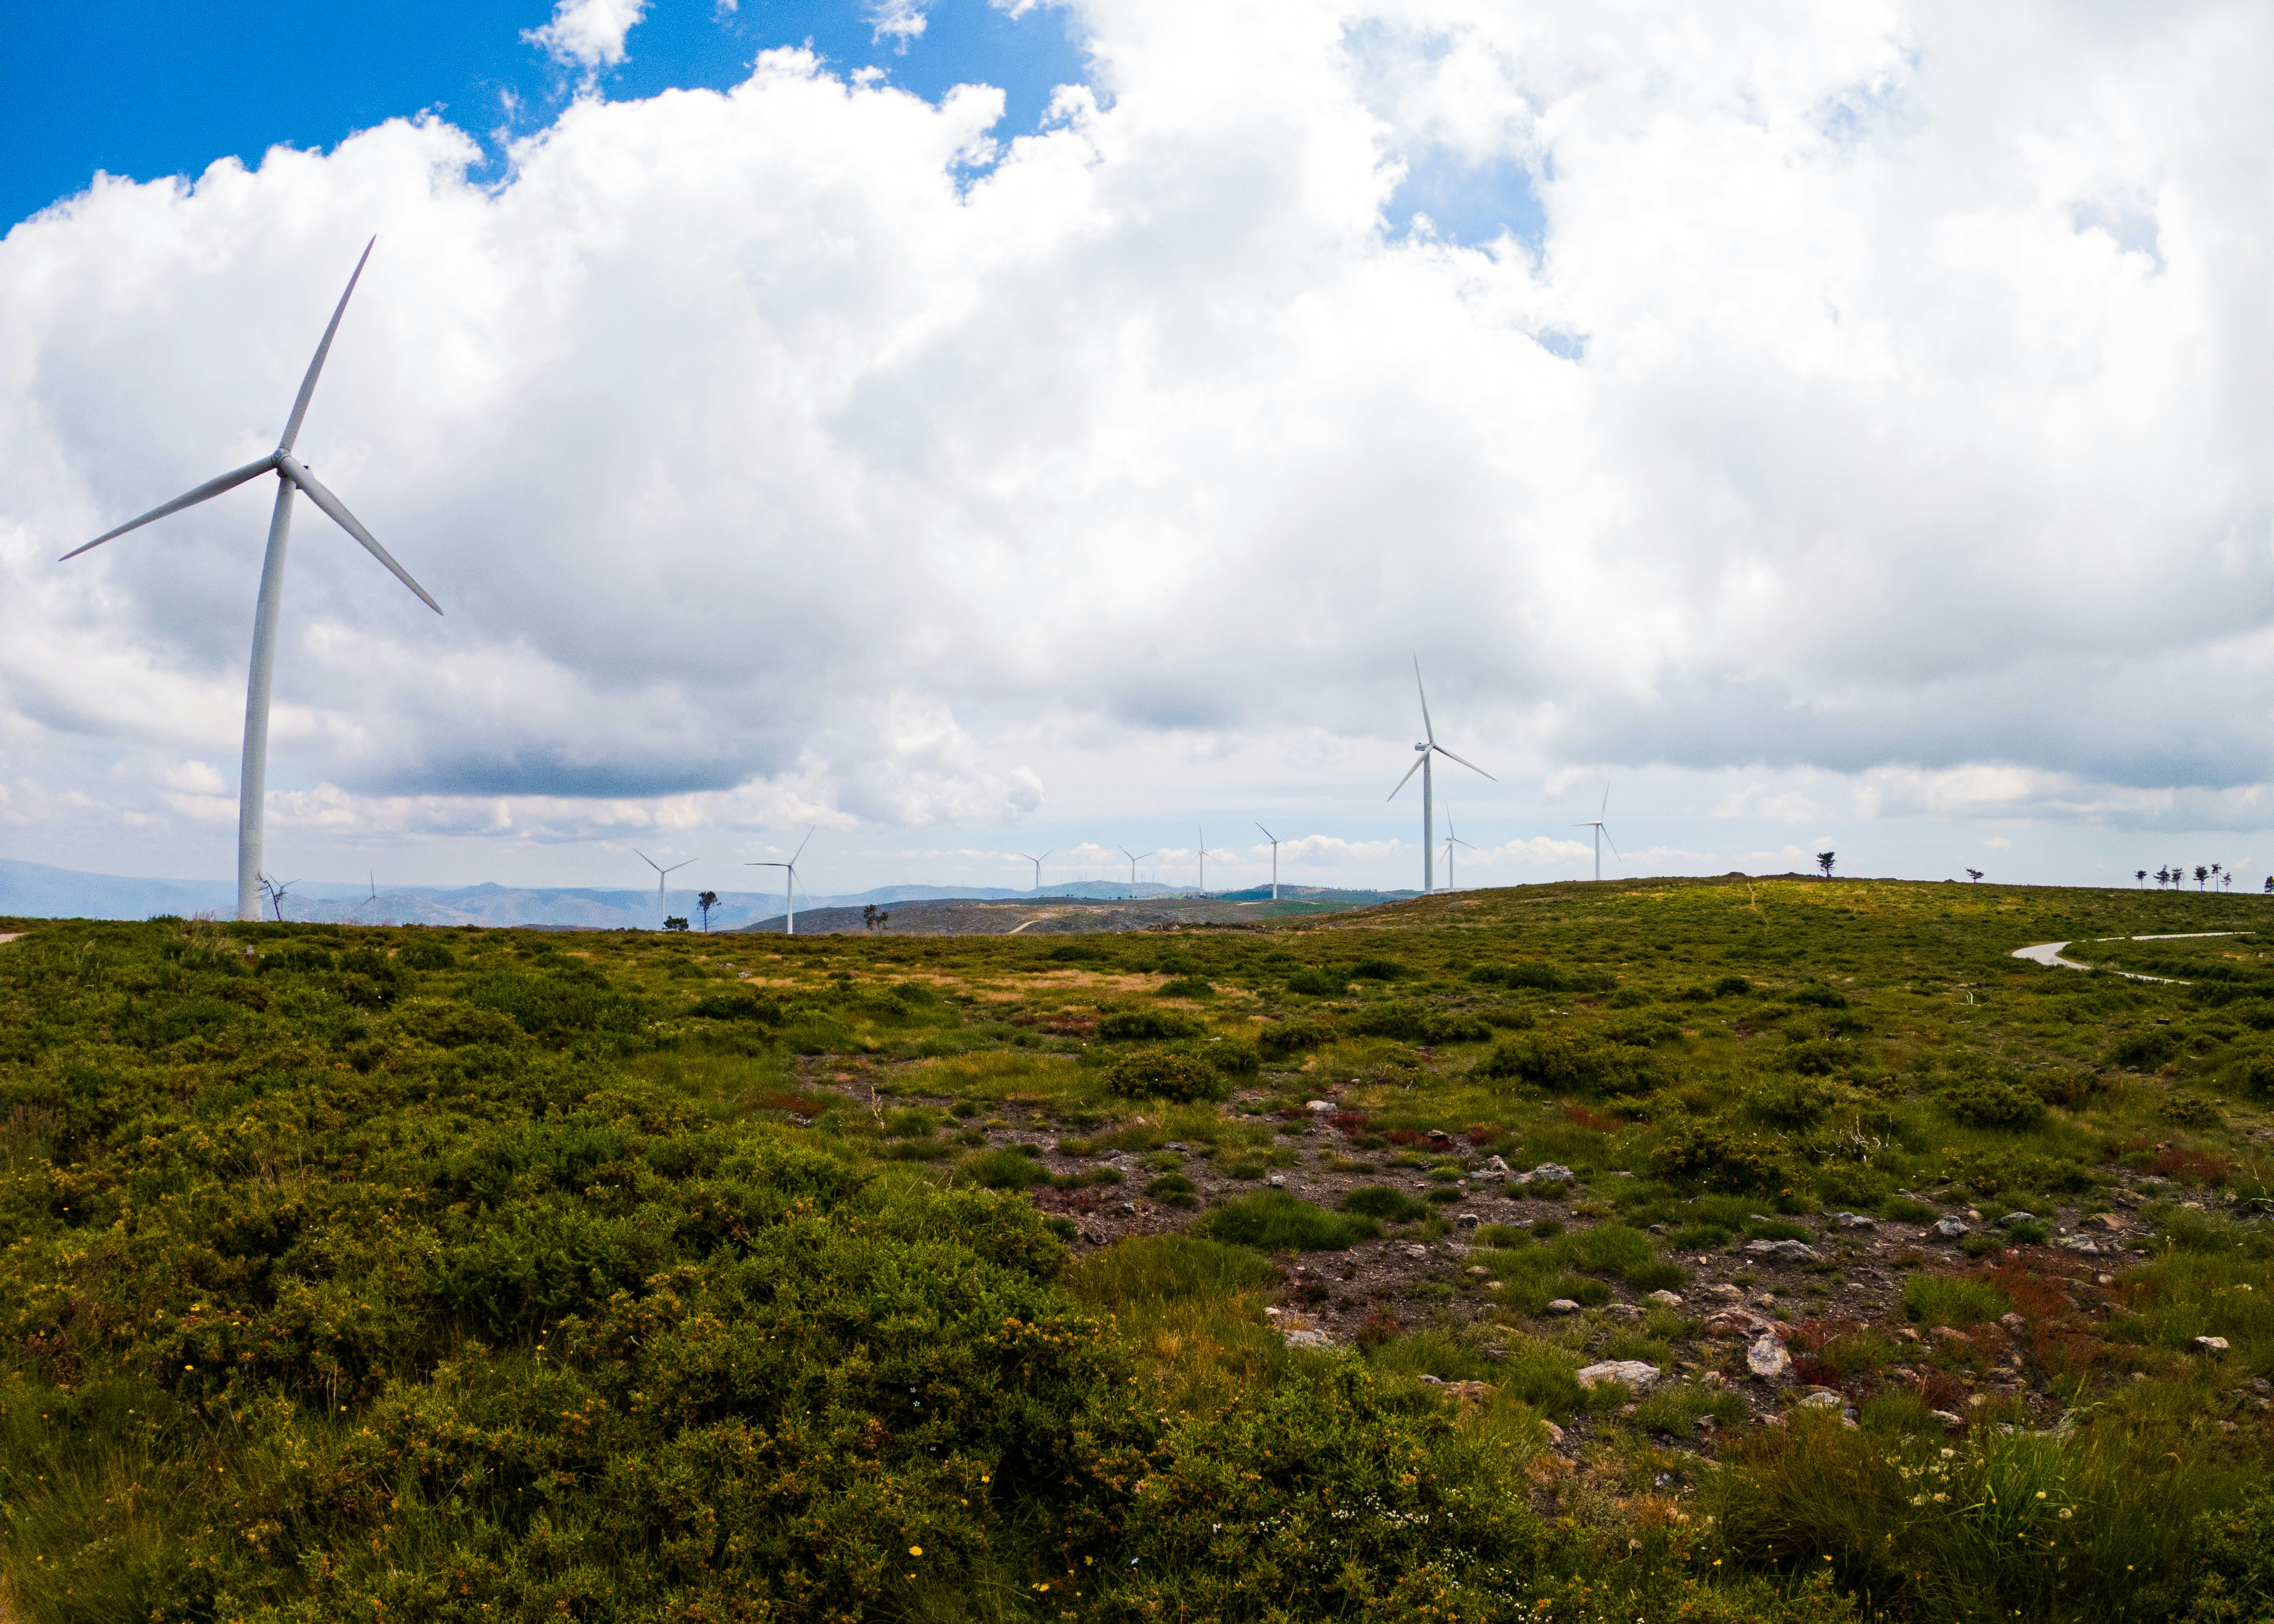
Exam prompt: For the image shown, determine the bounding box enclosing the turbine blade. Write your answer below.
[1256,823,1276,842]
[1388,755,1425,800]
[1604,828,1622,860]
[279,238,374,455]
[280,459,442,614]
[1431,744,1496,780]
[791,826,815,865]
[61,456,279,559]
[637,850,662,873]
[1600,784,1611,818]
[1412,654,1435,744]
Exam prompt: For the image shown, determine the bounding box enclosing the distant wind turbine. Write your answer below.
[637,850,697,929]
[1018,851,1051,892]
[1117,846,1155,900]
[59,240,441,922]
[1197,827,1207,897]
[1574,786,1620,882]
[747,828,815,935]
[1256,823,1283,900]
[1445,811,1476,892]
[1388,656,1494,892]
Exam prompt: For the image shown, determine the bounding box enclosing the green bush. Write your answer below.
[1144,1172,1200,1206]
[969,1147,1053,1189]
[1468,962,1618,994]
[1346,1002,1494,1044]
[1475,1031,1670,1095]
[1785,983,1851,1009]
[1902,1273,2012,1326]
[2110,1027,2183,1069]
[1343,1186,1433,1223]
[1196,1191,1380,1251]
[1646,1118,1791,1193]
[1285,967,1348,996]
[1942,1076,2046,1129]
[1351,957,1406,981]
[685,990,783,1023]
[1257,1017,1338,1058]
[1157,975,1215,999]
[1098,1008,1206,1042]
[1102,1046,1229,1102]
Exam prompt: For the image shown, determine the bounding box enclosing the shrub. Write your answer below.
[2229,1040,2274,1096]
[2110,1027,2182,1070]
[1646,1118,1791,1193]
[1145,1172,1200,1207]
[1351,957,1406,981]
[1070,1236,1275,1303]
[1746,1075,1833,1127]
[397,936,457,970]
[1285,967,1348,996]
[1102,1046,1229,1103]
[1257,1018,1338,1059]
[1712,974,1754,997]
[1157,975,1215,999]
[1475,1031,1669,1095]
[1196,1192,1379,1251]
[685,991,783,1023]
[1785,983,1851,1009]
[1346,1002,1493,1045]
[1941,1077,2046,1129]
[1343,1186,1433,1223]
[1098,1008,1205,1042]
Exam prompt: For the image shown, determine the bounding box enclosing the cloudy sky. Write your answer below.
[3,0,2270,899]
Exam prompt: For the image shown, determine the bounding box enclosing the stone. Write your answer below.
[1929,1324,1965,1343]
[1466,1265,1489,1276]
[1895,1327,1920,1343]
[1998,1313,2028,1336]
[1305,1099,1337,1114]
[1264,1306,1284,1318]
[2196,1336,2231,1354]
[1441,1380,1496,1405]
[1795,1389,1843,1409]
[1931,1216,1971,1240]
[1578,1360,1662,1391]
[1704,1311,1765,1339]
[1404,1245,1430,1259]
[1745,1239,1821,1264]
[1526,1163,1576,1184]
[1648,1289,1685,1307]
[1283,1327,1337,1351]
[1605,1303,1645,1320]
[2097,1273,2115,1286]
[1707,1284,1746,1301]
[2000,1211,2037,1228]
[1482,1154,1512,1174]
[1267,1174,1286,1187]
[2056,1235,2101,1255]
[1930,1410,1966,1431]
[1747,1333,1792,1380]
[1541,1419,1567,1446]
[1832,1211,1876,1229]
[1456,1212,1480,1229]
[1545,1298,1582,1316]
[2090,1213,2127,1231]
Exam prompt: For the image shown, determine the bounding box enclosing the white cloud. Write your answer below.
[524,0,648,73]
[6,1,2274,890]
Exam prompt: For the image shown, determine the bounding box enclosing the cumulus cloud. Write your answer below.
[4,0,2273,888]
[524,0,648,73]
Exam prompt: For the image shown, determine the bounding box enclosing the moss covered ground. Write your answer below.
[0,875,2269,1621]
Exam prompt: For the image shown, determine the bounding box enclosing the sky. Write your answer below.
[2,0,2272,902]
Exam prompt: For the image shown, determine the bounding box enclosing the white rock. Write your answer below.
[1930,1409,1966,1430]
[2056,1235,2101,1255]
[1648,1290,1684,1307]
[1283,1327,1338,1351]
[1305,1099,1337,1114]
[1745,1239,1821,1263]
[1267,1174,1286,1187]
[1931,1216,1971,1240]
[1577,1360,1661,1391]
[1795,1390,1843,1409]
[1528,1163,1576,1183]
[2196,1335,2231,1353]
[1545,1298,1582,1316]
[1832,1211,1876,1229]
[1747,1332,1793,1379]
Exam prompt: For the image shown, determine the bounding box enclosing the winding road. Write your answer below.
[2010,931,2240,983]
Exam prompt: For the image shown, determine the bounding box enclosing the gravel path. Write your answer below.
[2011,931,2239,982]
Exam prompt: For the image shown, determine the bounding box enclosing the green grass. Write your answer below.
[1902,1273,2014,1327]
[1194,1191,1380,1251]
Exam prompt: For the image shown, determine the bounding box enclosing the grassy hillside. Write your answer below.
[0,877,2268,1622]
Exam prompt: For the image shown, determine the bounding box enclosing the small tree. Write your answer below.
[664,915,690,932]
[1966,868,1983,883]
[698,890,719,932]
[2136,869,2147,889]
[862,904,890,933]
[1816,851,1836,878]
[2195,865,2210,890]
[2264,875,2271,895]
[2156,866,2171,888]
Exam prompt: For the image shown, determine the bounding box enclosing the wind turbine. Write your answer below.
[1444,811,1476,892]
[1574,786,1620,882]
[637,850,696,928]
[1255,823,1283,900]
[59,240,441,923]
[1018,851,1051,892]
[1117,846,1155,900]
[1196,827,1206,897]
[747,828,815,935]
[1388,656,1494,892]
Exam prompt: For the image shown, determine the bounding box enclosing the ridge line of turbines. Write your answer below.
[61,243,1628,930]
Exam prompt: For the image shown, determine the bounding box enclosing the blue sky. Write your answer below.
[1,0,1089,230]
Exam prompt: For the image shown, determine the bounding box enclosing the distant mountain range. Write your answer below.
[0,859,1411,931]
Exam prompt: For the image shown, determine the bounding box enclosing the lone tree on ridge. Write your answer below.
[1816,851,1836,878]
[697,890,719,932]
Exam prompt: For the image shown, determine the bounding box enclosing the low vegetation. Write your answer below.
[0,875,2268,1621]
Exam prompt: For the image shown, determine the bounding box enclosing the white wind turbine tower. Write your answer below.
[1196,827,1207,897]
[1255,824,1284,900]
[59,240,441,922]
[1018,851,1051,893]
[747,828,815,935]
[1575,786,1620,881]
[1117,846,1155,900]
[637,851,696,928]
[1388,657,1494,892]
[1444,811,1476,892]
